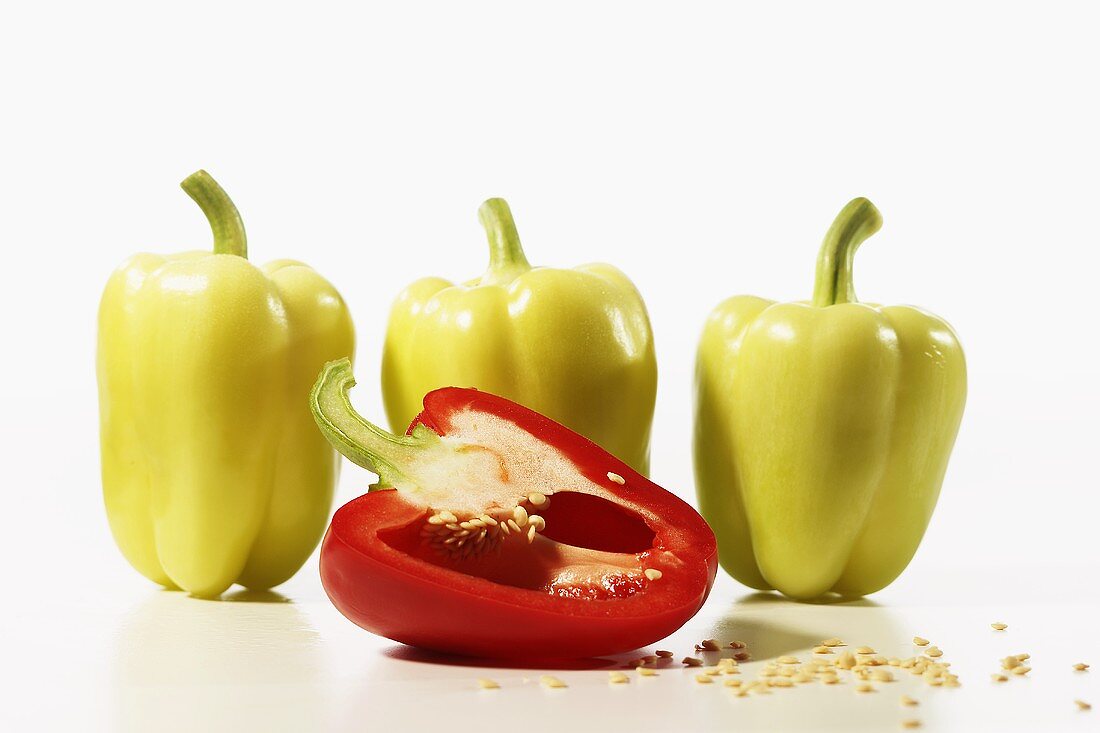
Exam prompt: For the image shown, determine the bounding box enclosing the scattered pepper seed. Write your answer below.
[991,622,1008,631]
[855,646,876,655]
[770,678,793,688]
[477,678,500,690]
[991,673,1008,682]
[872,669,895,683]
[694,674,714,684]
[1076,700,1092,711]
[540,675,566,689]
[636,667,658,677]
[836,652,858,670]
[822,638,846,647]
[900,720,922,729]
[856,683,876,693]
[1074,663,1090,671]
[682,657,704,667]
[607,471,625,485]
[608,671,629,684]
[913,637,930,646]
[1002,656,1021,671]
[644,568,663,581]
[925,647,943,658]
[1011,666,1031,676]
[724,678,742,688]
[777,655,799,664]
[900,695,919,707]
[813,646,834,655]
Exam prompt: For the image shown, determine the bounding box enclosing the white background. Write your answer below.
[1,2,1097,731]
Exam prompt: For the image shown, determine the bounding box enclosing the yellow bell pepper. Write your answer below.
[382,198,657,474]
[694,198,966,600]
[97,170,355,597]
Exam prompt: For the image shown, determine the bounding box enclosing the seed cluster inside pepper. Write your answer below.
[419,492,551,560]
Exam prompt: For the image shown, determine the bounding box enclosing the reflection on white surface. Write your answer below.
[330,588,911,733]
[709,592,902,660]
[322,572,1100,733]
[4,567,1097,732]
[112,589,328,732]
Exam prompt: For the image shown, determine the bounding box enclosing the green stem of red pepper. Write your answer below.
[812,197,882,307]
[180,170,248,259]
[310,358,431,487]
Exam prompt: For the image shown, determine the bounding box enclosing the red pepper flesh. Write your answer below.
[312,361,717,659]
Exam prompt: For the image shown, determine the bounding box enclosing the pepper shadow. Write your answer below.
[383,644,619,671]
[706,590,899,661]
[168,587,297,603]
[735,590,882,608]
[219,588,295,603]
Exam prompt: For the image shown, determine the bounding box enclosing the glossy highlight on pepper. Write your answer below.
[313,359,717,659]
[694,198,966,600]
[97,170,355,597]
[382,198,657,474]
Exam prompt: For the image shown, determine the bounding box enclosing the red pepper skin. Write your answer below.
[319,387,718,660]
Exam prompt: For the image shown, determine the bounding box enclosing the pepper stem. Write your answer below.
[310,358,433,486]
[180,170,248,258]
[811,197,883,307]
[478,198,531,286]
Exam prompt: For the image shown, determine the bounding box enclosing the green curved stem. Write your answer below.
[180,170,248,258]
[812,197,883,307]
[310,358,429,485]
[478,198,531,286]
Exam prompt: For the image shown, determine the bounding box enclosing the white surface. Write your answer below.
[6,564,1098,732]
[2,1,1099,731]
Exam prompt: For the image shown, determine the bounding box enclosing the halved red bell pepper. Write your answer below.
[311,359,717,659]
